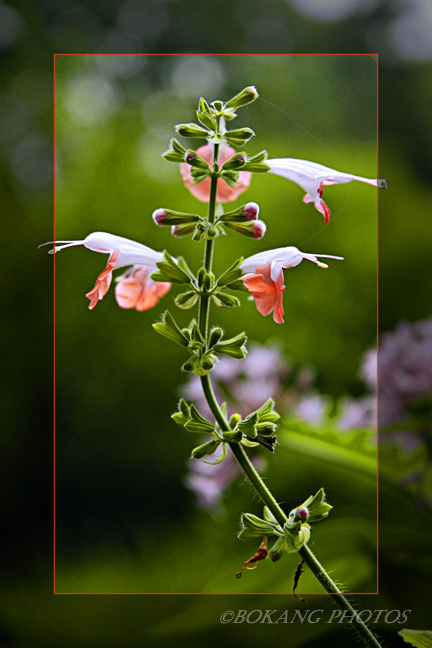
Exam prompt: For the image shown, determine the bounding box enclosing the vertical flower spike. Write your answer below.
[181,144,252,203]
[40,232,171,310]
[266,158,387,223]
[240,246,343,324]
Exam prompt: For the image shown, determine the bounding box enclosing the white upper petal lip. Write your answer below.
[266,158,386,189]
[83,232,165,269]
[240,245,344,275]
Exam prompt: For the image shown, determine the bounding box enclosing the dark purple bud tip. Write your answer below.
[270,553,281,562]
[297,507,309,521]
[242,202,259,221]
[185,151,197,162]
[252,220,266,239]
[152,208,167,226]
[236,154,246,164]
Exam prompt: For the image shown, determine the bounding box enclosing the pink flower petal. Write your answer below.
[85,252,119,310]
[243,263,285,324]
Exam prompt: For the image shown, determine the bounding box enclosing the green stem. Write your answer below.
[195,137,383,648]
[201,374,382,648]
[198,141,219,341]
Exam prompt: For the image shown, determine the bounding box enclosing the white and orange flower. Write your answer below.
[41,232,170,311]
[266,158,387,223]
[240,246,343,324]
[180,144,251,203]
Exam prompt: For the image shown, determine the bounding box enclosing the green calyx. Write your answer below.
[238,511,283,540]
[175,122,209,139]
[224,86,259,111]
[220,150,270,174]
[292,488,333,523]
[172,398,216,436]
[191,221,225,242]
[216,398,280,453]
[151,251,194,284]
[162,138,187,162]
[196,97,218,131]
[224,127,255,147]
[216,257,244,286]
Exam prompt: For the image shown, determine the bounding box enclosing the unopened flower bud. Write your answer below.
[152,208,167,226]
[225,86,259,110]
[185,151,196,163]
[171,223,196,238]
[296,507,309,521]
[252,220,266,239]
[242,202,259,221]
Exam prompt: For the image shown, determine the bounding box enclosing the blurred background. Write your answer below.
[3,0,432,647]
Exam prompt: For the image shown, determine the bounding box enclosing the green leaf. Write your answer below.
[152,311,189,347]
[399,630,432,648]
[278,417,378,480]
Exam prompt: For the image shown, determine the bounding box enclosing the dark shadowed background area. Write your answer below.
[3,0,432,647]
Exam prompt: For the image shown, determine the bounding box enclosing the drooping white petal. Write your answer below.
[240,246,344,276]
[83,232,164,269]
[266,158,385,189]
[240,246,304,275]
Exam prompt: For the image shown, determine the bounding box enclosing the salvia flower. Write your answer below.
[266,158,387,223]
[240,246,343,324]
[41,232,171,311]
[181,144,251,203]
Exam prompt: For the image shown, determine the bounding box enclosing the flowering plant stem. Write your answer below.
[197,144,383,648]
